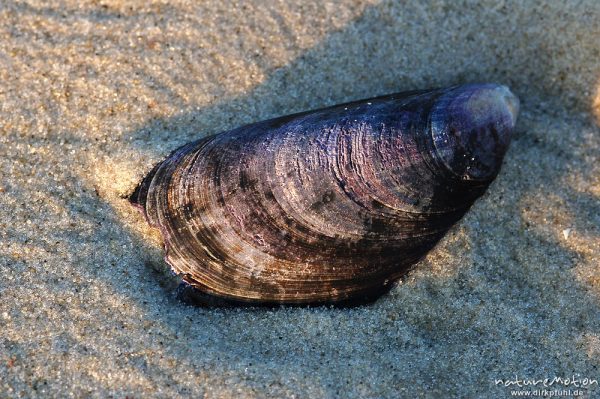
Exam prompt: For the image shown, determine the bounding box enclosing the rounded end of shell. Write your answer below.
[431,83,519,181]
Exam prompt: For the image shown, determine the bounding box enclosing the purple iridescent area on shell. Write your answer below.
[130,83,519,306]
[431,84,518,181]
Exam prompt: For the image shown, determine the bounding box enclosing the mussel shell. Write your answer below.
[131,83,518,306]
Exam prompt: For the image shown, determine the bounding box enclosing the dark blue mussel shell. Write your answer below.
[130,83,519,306]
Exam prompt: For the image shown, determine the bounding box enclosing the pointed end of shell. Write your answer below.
[129,181,146,208]
[431,83,519,181]
[128,163,161,218]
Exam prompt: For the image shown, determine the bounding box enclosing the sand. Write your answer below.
[0,0,599,397]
